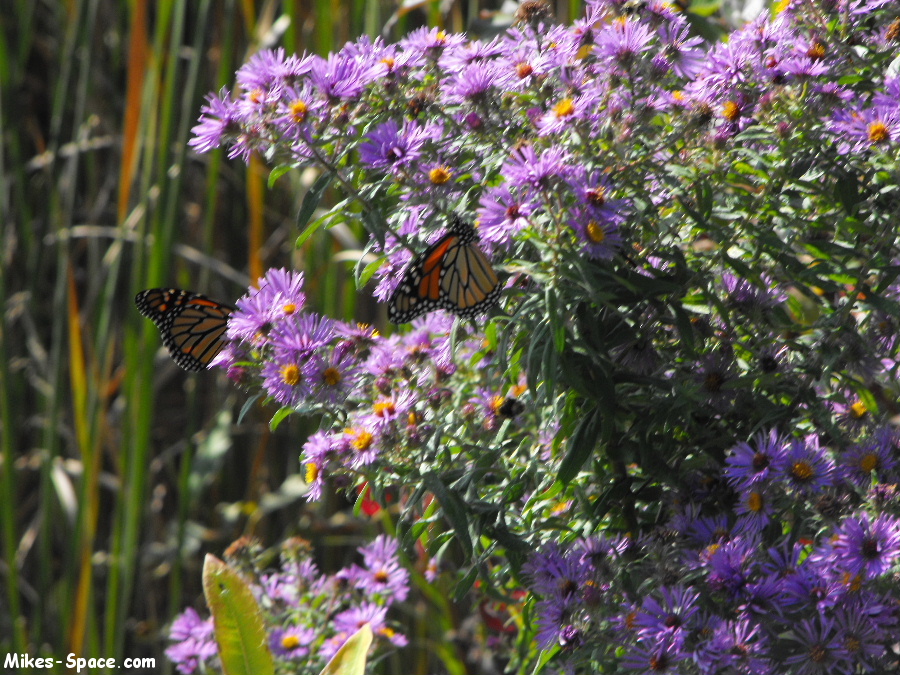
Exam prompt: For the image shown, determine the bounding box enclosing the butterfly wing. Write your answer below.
[388,221,500,324]
[135,288,234,371]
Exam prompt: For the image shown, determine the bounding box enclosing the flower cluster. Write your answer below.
[166,535,411,675]
[180,0,900,672]
[213,267,374,409]
[525,426,900,673]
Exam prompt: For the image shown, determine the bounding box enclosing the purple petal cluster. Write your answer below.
[167,535,410,673]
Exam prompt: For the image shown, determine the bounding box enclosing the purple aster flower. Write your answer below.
[354,535,410,602]
[656,22,704,79]
[830,102,900,154]
[692,351,737,412]
[270,314,334,356]
[704,537,759,602]
[477,184,536,250]
[258,268,307,316]
[226,289,276,346]
[720,272,785,315]
[261,352,319,407]
[762,541,803,578]
[342,424,381,468]
[784,617,848,675]
[620,636,686,674]
[301,431,339,501]
[724,429,785,490]
[633,586,699,646]
[830,392,875,433]
[578,535,626,579]
[358,119,431,173]
[683,512,732,547]
[734,486,773,533]
[571,209,623,260]
[524,542,591,600]
[775,435,835,495]
[359,534,399,567]
[333,602,388,636]
[360,390,416,434]
[841,431,898,486]
[165,608,217,675]
[534,596,580,650]
[399,26,467,61]
[829,512,900,580]
[313,347,362,405]
[537,91,600,136]
[832,601,891,671]
[438,35,504,72]
[566,170,629,220]
[269,625,316,659]
[258,570,301,606]
[443,60,513,105]
[307,52,386,102]
[501,144,572,190]
[236,48,312,92]
[755,343,791,375]
[781,565,845,611]
[700,619,773,675]
[190,88,241,154]
[593,18,655,73]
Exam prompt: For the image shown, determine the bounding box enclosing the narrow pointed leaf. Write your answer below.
[202,554,275,675]
[318,623,373,675]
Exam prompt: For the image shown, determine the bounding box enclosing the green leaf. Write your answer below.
[358,255,386,287]
[267,164,293,188]
[424,473,473,556]
[558,406,602,484]
[318,624,373,675]
[269,406,294,431]
[237,394,262,426]
[297,171,335,231]
[202,555,275,675]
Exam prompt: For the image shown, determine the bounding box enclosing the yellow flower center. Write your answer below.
[859,452,879,473]
[429,166,452,184]
[281,364,301,386]
[850,399,868,419]
[554,98,576,118]
[807,41,826,60]
[586,221,606,244]
[374,400,396,417]
[282,302,298,315]
[349,429,374,451]
[305,462,319,483]
[290,100,308,123]
[746,491,764,513]
[722,100,740,122]
[323,367,342,386]
[791,460,814,482]
[516,62,533,78]
[868,121,889,143]
[381,56,396,70]
[282,635,301,649]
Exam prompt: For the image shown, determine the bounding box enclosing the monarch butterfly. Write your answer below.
[134,288,234,371]
[388,217,501,324]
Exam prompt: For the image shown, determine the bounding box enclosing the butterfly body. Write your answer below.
[388,218,500,324]
[135,288,234,371]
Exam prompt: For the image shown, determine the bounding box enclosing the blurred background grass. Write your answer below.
[0,0,691,671]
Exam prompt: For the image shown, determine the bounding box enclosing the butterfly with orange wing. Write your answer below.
[135,288,234,371]
[388,217,501,324]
